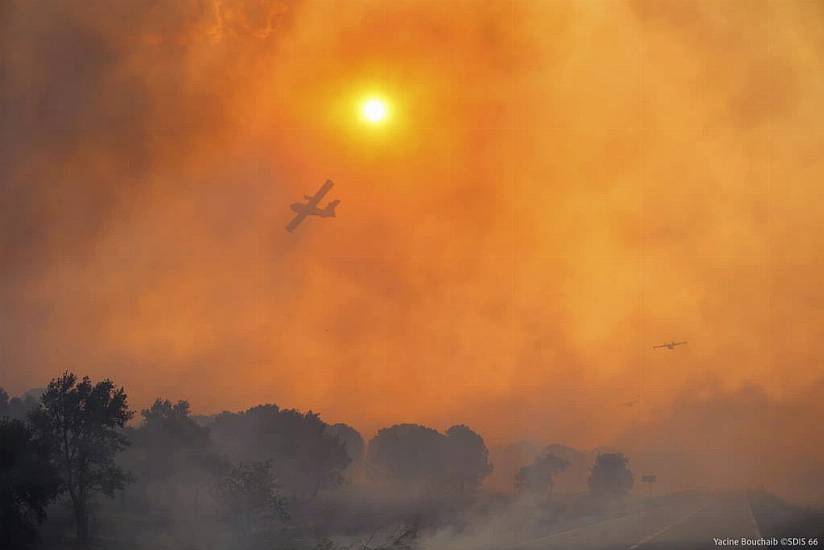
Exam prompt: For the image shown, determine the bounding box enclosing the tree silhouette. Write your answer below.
[0,387,8,417]
[588,452,634,497]
[367,423,493,494]
[0,418,61,549]
[514,452,570,497]
[210,405,349,500]
[325,423,365,464]
[28,372,133,544]
[121,398,218,512]
[325,423,365,481]
[367,424,446,486]
[0,388,40,421]
[140,399,208,446]
[132,399,210,481]
[443,425,493,495]
[212,460,288,539]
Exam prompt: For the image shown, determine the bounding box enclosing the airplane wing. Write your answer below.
[286,212,307,233]
[304,179,334,210]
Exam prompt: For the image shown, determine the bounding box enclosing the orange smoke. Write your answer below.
[2,0,824,501]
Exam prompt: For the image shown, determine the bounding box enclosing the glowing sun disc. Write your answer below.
[361,98,389,124]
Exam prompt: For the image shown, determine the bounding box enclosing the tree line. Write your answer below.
[0,372,634,549]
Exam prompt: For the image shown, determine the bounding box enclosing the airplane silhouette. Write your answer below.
[286,179,339,233]
[653,340,687,350]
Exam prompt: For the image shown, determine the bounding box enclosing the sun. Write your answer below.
[361,97,389,124]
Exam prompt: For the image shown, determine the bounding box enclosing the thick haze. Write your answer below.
[2,0,823,499]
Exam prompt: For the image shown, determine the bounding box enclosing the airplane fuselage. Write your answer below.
[653,340,687,350]
[290,203,336,217]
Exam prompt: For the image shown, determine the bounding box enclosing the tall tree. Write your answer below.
[133,399,210,481]
[211,460,289,539]
[210,405,349,499]
[588,452,634,498]
[367,424,446,485]
[367,423,493,495]
[443,425,493,495]
[0,418,61,549]
[514,452,570,497]
[324,423,365,468]
[28,372,133,544]
[125,398,217,511]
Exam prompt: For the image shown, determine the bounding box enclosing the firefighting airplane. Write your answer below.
[286,179,340,233]
[653,340,687,350]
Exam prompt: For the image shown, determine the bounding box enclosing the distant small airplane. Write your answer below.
[286,179,340,233]
[653,340,687,350]
[620,398,639,407]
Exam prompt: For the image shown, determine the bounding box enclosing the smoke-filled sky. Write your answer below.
[2,0,824,495]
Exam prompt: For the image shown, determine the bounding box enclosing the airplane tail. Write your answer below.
[323,200,340,217]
